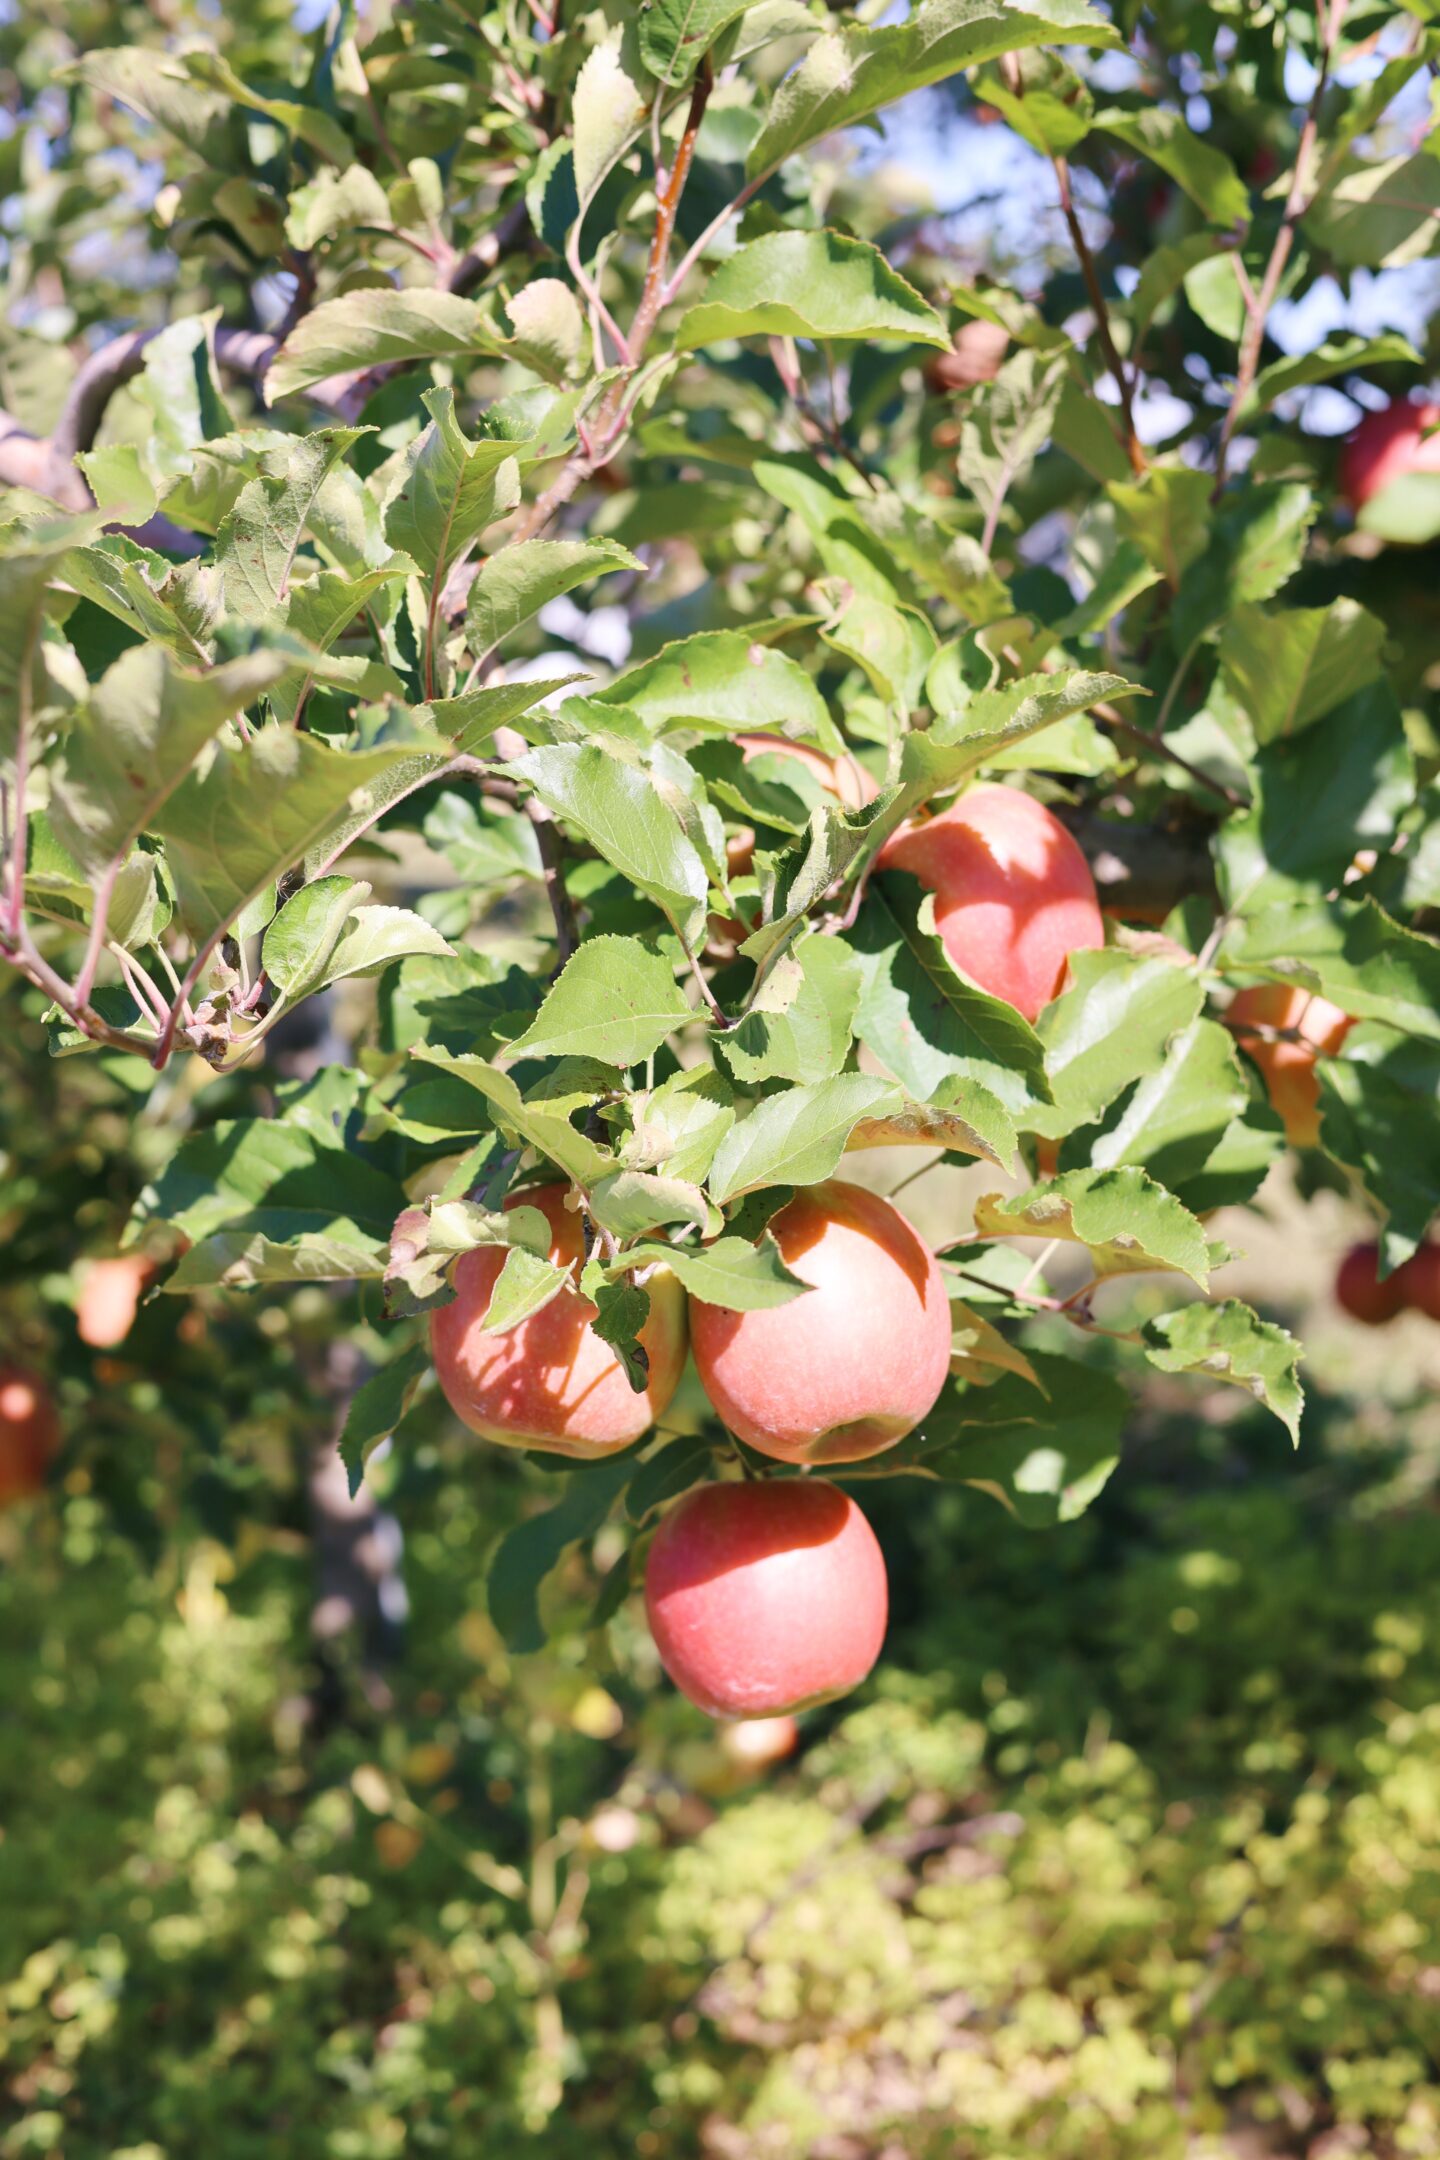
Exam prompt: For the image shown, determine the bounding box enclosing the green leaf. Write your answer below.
[639,0,768,84]
[507,937,692,1068]
[1216,684,1413,911]
[1027,948,1204,1142]
[973,1166,1212,1286]
[0,515,100,751]
[619,1234,811,1310]
[410,1048,615,1188]
[1219,898,1440,1044]
[153,727,439,941]
[70,47,230,159]
[851,880,1051,1115]
[1174,484,1316,645]
[487,1455,639,1655]
[822,592,937,708]
[382,388,521,582]
[847,1352,1127,1526]
[48,646,287,873]
[842,1073,1017,1174]
[129,313,234,481]
[215,426,370,624]
[339,1342,431,1497]
[284,162,391,249]
[1096,108,1249,226]
[594,629,833,742]
[624,1432,715,1520]
[899,669,1139,797]
[1145,1301,1304,1445]
[587,1172,709,1240]
[1085,1018,1251,1189]
[1357,471,1440,548]
[957,349,1070,542]
[1217,599,1387,744]
[1246,332,1421,414]
[625,1066,736,1184]
[510,743,710,945]
[180,49,351,163]
[506,279,587,384]
[706,1073,900,1203]
[266,290,506,402]
[572,40,650,207]
[423,792,544,888]
[972,50,1093,155]
[1108,464,1213,587]
[1303,152,1440,271]
[1317,1029,1440,1267]
[676,229,949,351]
[480,1245,573,1335]
[745,0,1118,178]
[719,933,861,1087]
[466,538,640,658]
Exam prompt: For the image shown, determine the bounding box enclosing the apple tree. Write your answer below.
[2,0,1438,1708]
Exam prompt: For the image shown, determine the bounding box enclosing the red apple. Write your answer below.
[431,1184,687,1456]
[645,1478,888,1718]
[689,1179,951,1465]
[1395,1243,1440,1322]
[1339,397,1440,512]
[1229,984,1352,1151]
[1335,1241,1405,1326]
[878,783,1104,1022]
[76,1253,156,1349]
[924,318,1010,395]
[0,1367,60,1507]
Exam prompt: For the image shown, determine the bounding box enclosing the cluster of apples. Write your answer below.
[433,780,1113,1720]
[1335,1240,1440,1328]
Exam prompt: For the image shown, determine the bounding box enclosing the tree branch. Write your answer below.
[1054,155,1145,478]
[1215,0,1347,486]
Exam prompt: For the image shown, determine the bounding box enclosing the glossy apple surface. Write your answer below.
[431,1184,687,1456]
[689,1179,951,1464]
[645,1479,888,1718]
[878,783,1103,1022]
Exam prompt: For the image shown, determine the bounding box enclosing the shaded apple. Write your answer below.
[878,783,1103,1022]
[645,1478,888,1718]
[0,1367,60,1507]
[1335,1241,1405,1327]
[1229,984,1351,1150]
[689,1179,951,1464]
[431,1183,687,1456]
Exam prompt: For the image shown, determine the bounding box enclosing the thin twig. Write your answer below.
[1095,700,1248,809]
[526,799,579,967]
[1215,0,1348,486]
[628,57,712,362]
[1054,155,1145,478]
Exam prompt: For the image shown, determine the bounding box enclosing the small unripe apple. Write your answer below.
[924,318,1010,395]
[878,783,1104,1022]
[1339,397,1440,512]
[689,1179,951,1464]
[1335,1242,1405,1327]
[645,1478,888,1719]
[431,1184,687,1456]
[0,1367,60,1507]
[1228,984,1351,1151]
[1395,1243,1440,1322]
[76,1253,156,1348]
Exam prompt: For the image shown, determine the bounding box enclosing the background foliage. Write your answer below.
[2,0,1440,2148]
